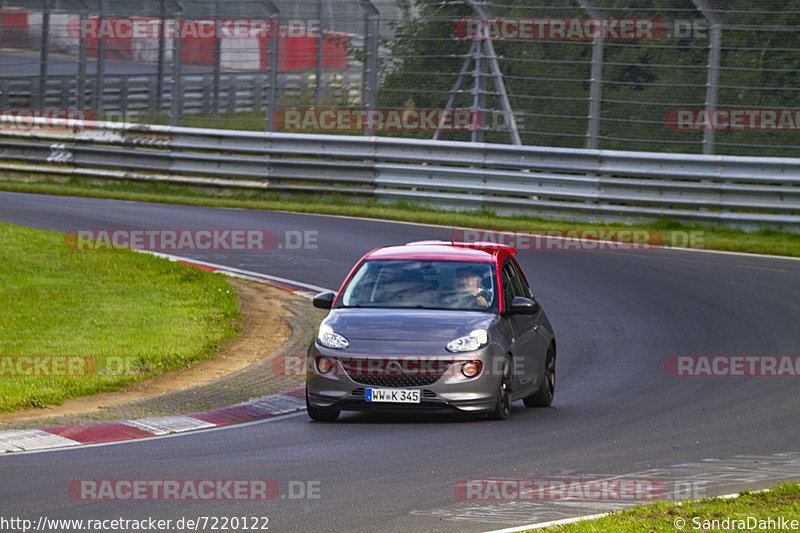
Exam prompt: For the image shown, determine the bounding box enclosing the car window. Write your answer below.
[338,259,497,311]
[501,261,526,308]
[508,258,532,297]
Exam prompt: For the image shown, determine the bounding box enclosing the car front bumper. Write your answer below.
[305,344,504,414]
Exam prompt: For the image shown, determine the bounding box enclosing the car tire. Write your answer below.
[524,344,555,407]
[306,390,340,421]
[489,358,513,420]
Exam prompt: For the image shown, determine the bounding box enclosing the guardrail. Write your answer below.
[0,71,362,117]
[1,116,798,230]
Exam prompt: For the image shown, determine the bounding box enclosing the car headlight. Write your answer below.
[317,324,350,350]
[446,329,488,353]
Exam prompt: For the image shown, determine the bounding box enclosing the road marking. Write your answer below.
[412,452,800,529]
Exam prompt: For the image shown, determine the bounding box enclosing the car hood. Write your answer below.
[324,308,497,342]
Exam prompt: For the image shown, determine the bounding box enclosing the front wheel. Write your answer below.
[524,344,555,407]
[489,358,513,420]
[306,390,340,421]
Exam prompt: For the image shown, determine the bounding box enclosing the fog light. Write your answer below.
[317,357,333,374]
[461,361,482,378]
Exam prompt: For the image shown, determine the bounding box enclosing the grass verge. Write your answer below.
[0,221,240,412]
[536,481,800,532]
[1,178,799,257]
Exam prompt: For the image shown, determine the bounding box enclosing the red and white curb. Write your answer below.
[0,253,325,453]
[0,386,306,453]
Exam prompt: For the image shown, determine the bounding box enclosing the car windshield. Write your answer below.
[338,259,497,311]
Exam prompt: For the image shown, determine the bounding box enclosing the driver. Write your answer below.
[455,266,490,308]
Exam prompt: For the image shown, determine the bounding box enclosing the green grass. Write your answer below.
[538,481,800,532]
[1,177,800,257]
[0,222,240,412]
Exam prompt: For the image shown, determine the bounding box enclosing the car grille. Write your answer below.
[354,375,440,387]
[339,357,452,387]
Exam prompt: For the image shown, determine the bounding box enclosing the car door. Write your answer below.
[502,258,548,395]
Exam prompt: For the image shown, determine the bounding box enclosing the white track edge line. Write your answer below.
[140,250,333,293]
[482,488,774,533]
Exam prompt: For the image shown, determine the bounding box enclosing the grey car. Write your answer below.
[305,241,556,421]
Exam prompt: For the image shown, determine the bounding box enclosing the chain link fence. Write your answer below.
[378,0,800,157]
[1,0,798,156]
[0,0,377,129]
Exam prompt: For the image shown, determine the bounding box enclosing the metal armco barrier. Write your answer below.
[0,116,798,230]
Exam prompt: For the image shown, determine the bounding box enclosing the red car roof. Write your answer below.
[363,241,517,262]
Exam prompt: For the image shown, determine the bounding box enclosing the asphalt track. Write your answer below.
[1,190,799,532]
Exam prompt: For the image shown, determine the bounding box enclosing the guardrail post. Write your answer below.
[120,77,129,118]
[692,0,721,155]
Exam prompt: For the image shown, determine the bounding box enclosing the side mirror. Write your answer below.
[312,291,336,309]
[509,296,539,314]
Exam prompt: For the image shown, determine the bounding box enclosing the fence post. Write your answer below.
[262,0,279,132]
[315,0,324,105]
[576,0,603,150]
[38,0,51,108]
[77,5,88,110]
[170,2,183,126]
[692,0,721,155]
[0,0,5,53]
[471,41,484,143]
[95,0,106,115]
[156,0,166,113]
[213,0,221,115]
[359,0,379,136]
[466,0,521,145]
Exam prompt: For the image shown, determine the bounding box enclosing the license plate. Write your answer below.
[366,388,421,403]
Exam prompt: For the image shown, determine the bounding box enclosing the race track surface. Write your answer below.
[1,191,799,532]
